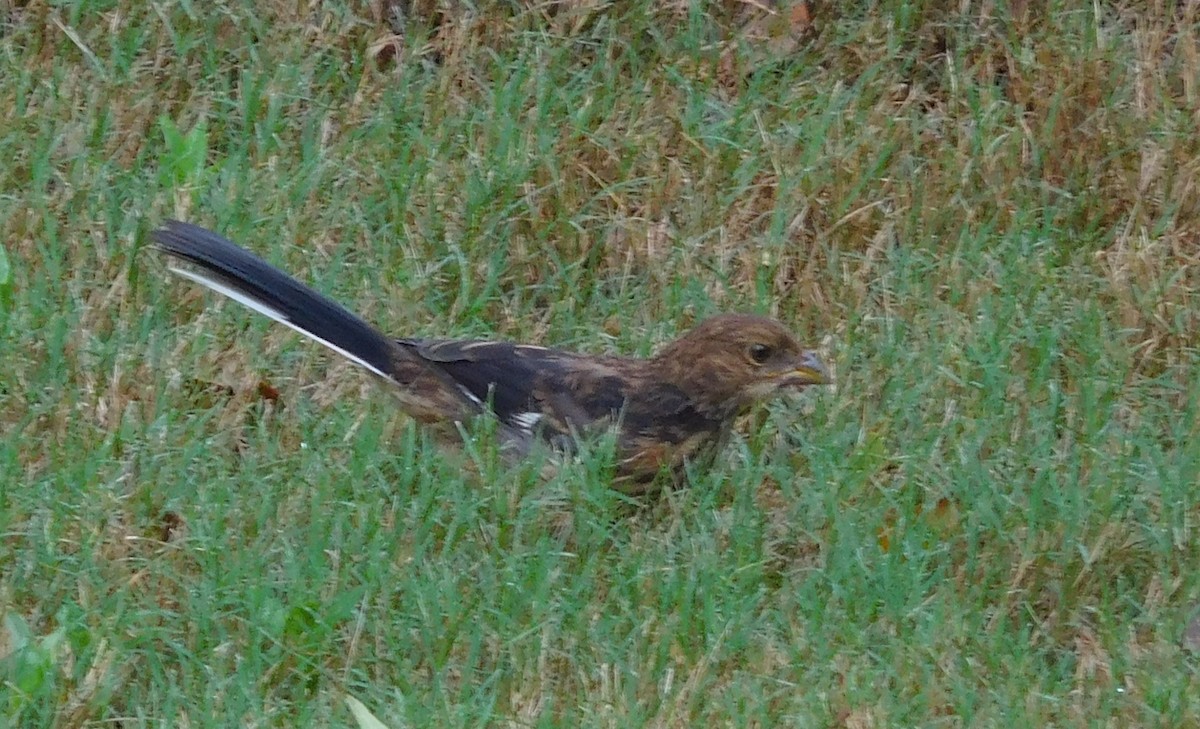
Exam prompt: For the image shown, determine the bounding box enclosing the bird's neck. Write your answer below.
[647,351,747,422]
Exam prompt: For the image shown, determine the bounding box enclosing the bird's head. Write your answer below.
[652,313,831,414]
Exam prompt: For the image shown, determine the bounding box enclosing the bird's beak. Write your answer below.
[784,350,831,386]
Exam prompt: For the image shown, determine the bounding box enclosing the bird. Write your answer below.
[153,220,830,492]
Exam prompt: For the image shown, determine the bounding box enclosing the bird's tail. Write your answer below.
[153,220,398,380]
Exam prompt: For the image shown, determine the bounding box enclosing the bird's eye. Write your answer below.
[748,343,773,364]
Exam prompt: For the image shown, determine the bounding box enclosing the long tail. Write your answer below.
[153,220,398,380]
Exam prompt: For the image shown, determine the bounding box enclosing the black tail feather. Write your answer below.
[153,220,397,379]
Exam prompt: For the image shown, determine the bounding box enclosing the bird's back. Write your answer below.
[395,338,731,485]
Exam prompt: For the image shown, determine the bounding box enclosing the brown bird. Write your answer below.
[153,221,830,491]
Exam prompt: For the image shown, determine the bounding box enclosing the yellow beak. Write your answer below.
[786,351,831,386]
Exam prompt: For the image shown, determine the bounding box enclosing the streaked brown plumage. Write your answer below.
[154,221,830,491]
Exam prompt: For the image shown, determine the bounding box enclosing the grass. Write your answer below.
[2,0,1198,725]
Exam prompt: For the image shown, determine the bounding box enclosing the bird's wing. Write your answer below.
[402,338,635,447]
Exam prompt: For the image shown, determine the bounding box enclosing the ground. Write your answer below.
[1,1,1198,726]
